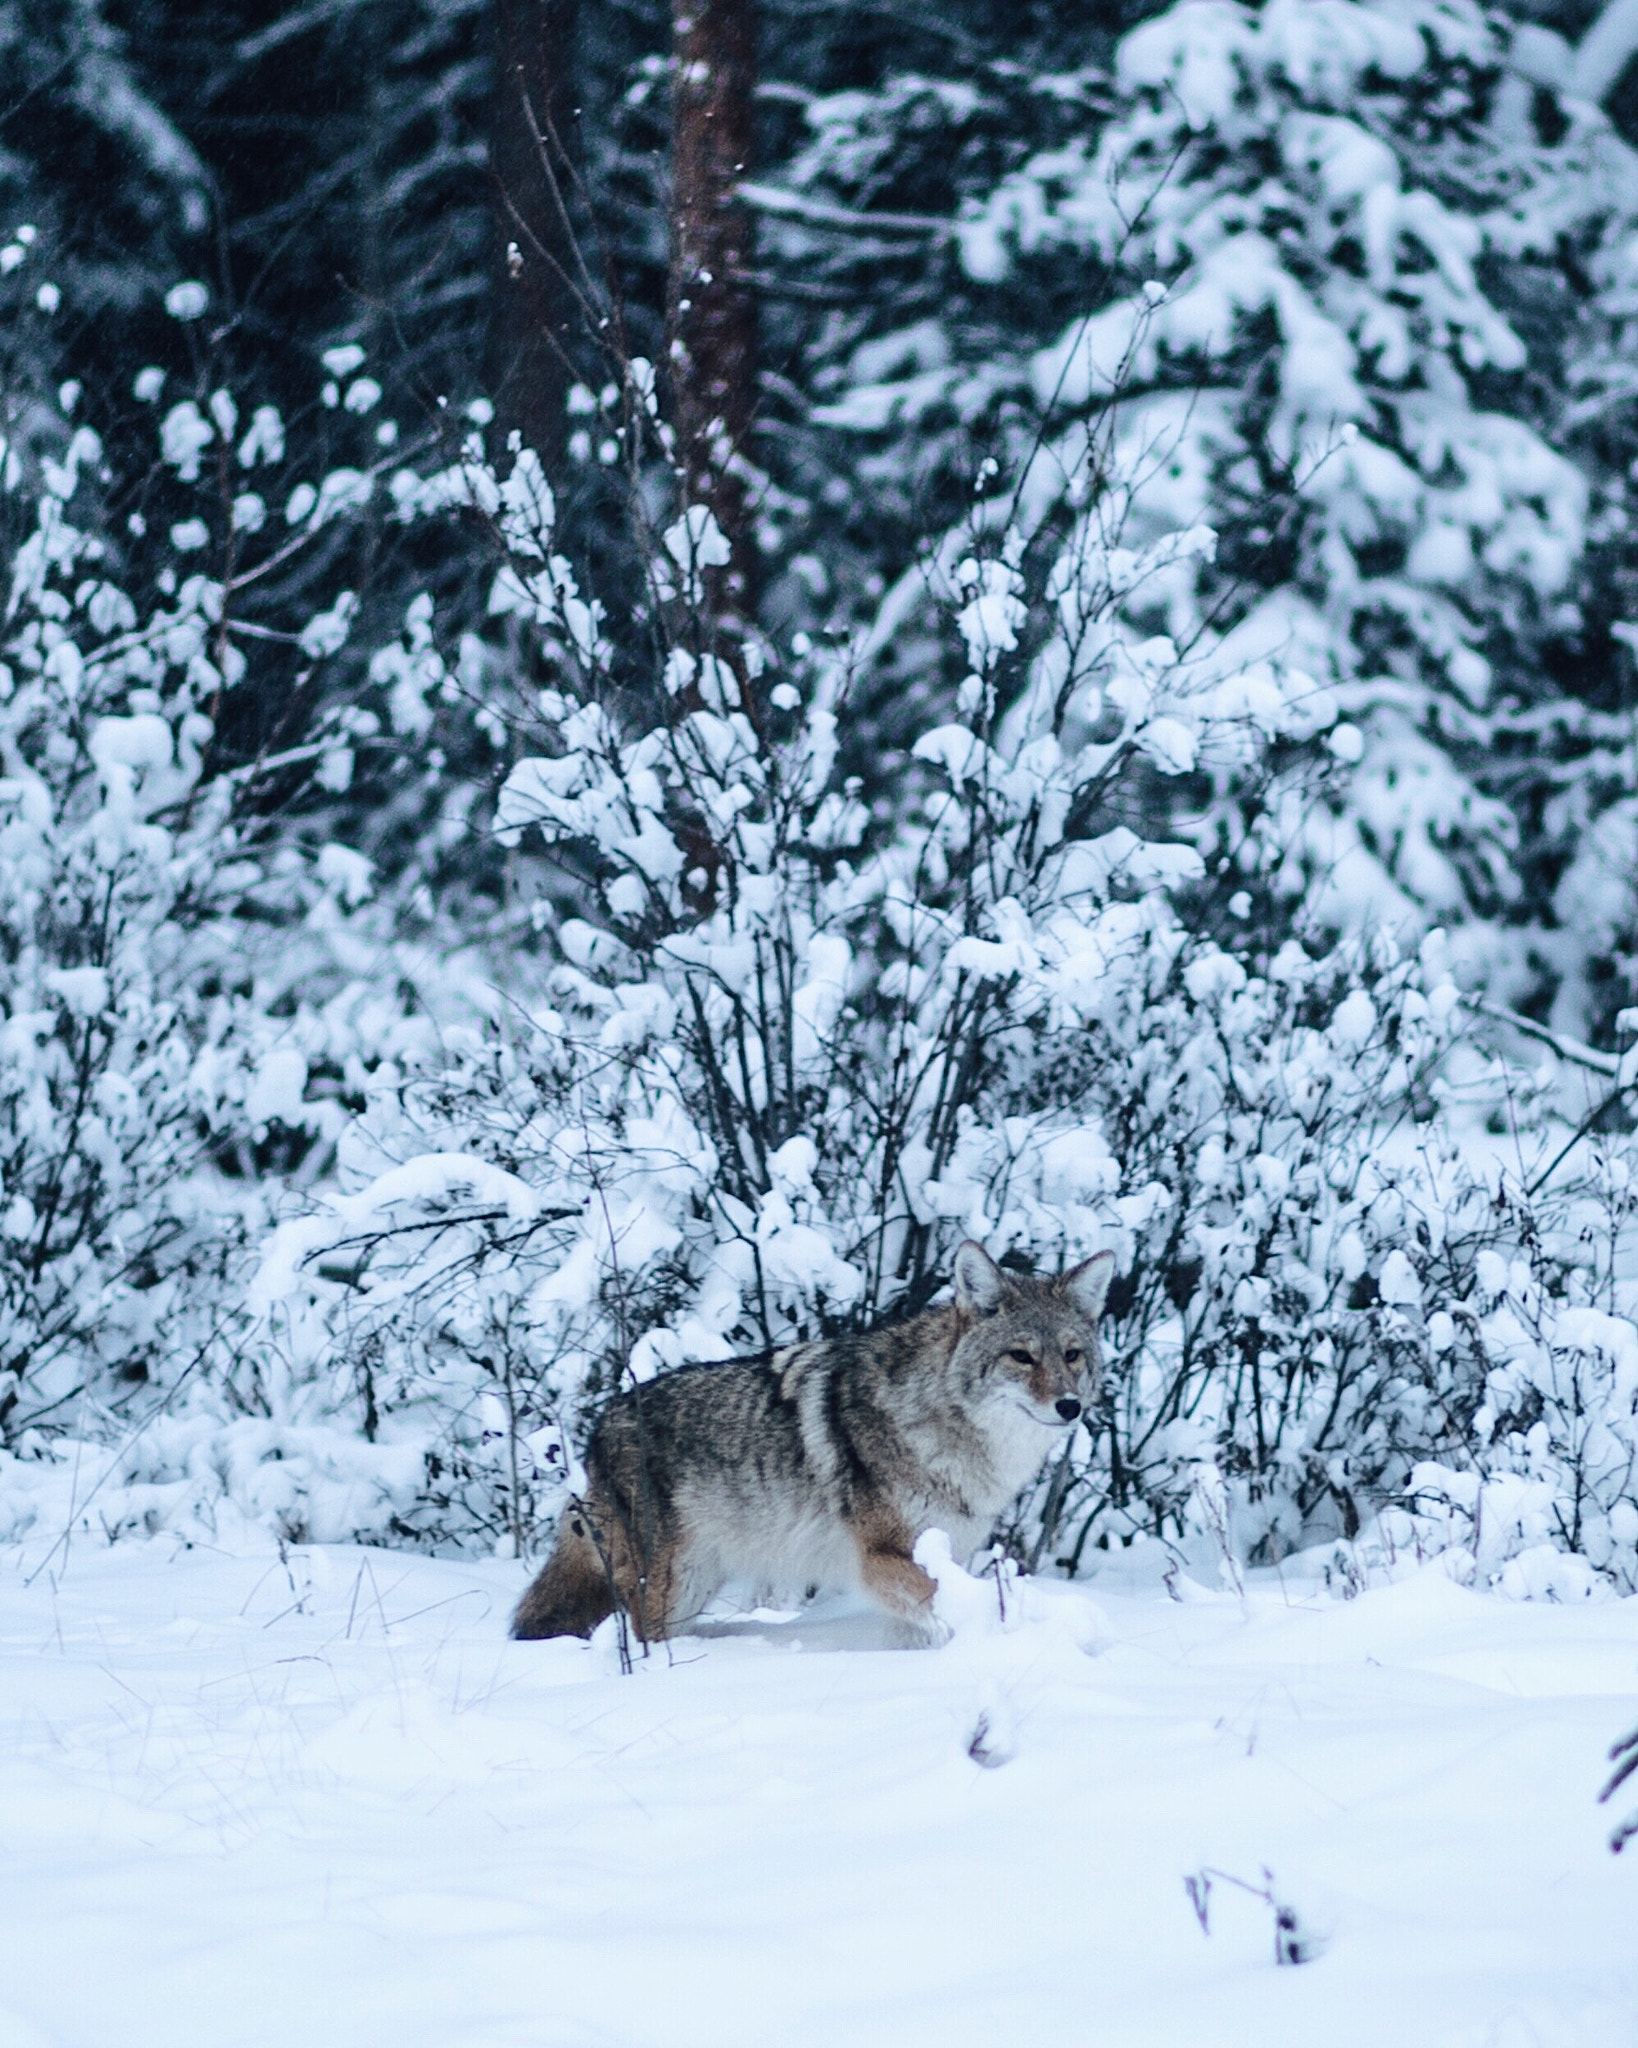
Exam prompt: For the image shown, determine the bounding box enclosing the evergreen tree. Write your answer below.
[753,0,1638,1023]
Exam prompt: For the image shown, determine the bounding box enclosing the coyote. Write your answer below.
[510,1240,1114,1645]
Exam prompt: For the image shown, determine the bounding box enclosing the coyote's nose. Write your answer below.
[1054,1396,1082,1421]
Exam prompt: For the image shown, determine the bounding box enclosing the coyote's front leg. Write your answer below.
[854,1525,950,1645]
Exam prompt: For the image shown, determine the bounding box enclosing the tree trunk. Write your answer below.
[667,0,757,621]
[489,0,579,463]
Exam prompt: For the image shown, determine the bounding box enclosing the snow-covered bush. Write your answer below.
[1384,1242,1638,1599]
[0,419,259,1442]
[1046,993,1638,1592]
[241,362,1565,1577]
[0,309,480,1541]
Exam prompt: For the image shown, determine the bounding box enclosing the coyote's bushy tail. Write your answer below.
[510,1507,616,1640]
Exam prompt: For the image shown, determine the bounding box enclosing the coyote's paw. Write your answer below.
[899,1606,954,1650]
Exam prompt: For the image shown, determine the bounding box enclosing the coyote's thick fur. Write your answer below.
[511,1241,1114,1644]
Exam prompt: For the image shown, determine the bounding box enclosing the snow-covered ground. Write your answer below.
[2,1535,1635,2048]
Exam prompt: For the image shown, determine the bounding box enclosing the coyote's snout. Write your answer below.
[510,1240,1115,1646]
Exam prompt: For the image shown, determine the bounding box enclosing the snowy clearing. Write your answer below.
[2,1541,1635,2048]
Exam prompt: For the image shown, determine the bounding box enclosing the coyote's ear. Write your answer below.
[1063,1250,1116,1320]
[953,1240,1005,1315]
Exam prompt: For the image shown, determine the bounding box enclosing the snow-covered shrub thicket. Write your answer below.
[10,33,1638,1606]
[0,287,490,1547]
[236,351,1638,1597]
[0,429,237,1441]
[1382,1164,1638,1602]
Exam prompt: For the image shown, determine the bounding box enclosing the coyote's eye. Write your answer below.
[1064,1347,1081,1364]
[1007,1348,1034,1366]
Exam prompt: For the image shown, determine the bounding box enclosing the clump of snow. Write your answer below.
[163,279,208,320]
[43,967,108,1018]
[245,1047,309,1129]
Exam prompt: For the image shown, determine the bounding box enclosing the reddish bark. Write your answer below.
[667,0,758,620]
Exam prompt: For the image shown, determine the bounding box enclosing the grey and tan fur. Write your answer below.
[510,1241,1115,1645]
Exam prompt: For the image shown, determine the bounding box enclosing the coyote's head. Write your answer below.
[950,1240,1114,1428]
